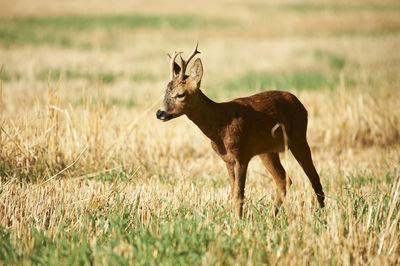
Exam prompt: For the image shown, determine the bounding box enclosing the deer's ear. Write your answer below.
[189,58,203,84]
[168,54,181,76]
[173,62,181,76]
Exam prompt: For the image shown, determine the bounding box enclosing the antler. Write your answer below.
[168,43,200,81]
[178,43,200,80]
[169,51,180,80]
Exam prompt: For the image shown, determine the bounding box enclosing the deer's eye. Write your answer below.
[176,93,186,99]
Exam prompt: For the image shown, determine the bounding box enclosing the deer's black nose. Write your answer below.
[156,110,163,119]
[156,110,173,121]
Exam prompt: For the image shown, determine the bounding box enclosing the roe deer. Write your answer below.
[156,44,325,217]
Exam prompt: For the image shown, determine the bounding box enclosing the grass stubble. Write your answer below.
[1,0,400,264]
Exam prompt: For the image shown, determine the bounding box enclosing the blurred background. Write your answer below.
[1,0,399,106]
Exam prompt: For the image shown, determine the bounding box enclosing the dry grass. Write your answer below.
[1,0,400,264]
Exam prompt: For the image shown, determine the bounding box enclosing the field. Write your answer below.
[1,0,400,264]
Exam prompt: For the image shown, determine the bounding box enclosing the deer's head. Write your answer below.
[156,43,203,122]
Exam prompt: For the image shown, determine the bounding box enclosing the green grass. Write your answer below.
[333,26,400,37]
[0,69,11,82]
[192,175,228,189]
[73,96,136,108]
[0,160,58,184]
[0,68,21,82]
[93,168,135,183]
[8,15,230,30]
[0,28,73,48]
[0,14,232,48]
[280,3,400,13]
[130,72,158,82]
[313,49,346,70]
[248,2,400,15]
[98,72,116,84]
[108,97,136,108]
[37,69,117,84]
[221,71,337,93]
[0,199,292,265]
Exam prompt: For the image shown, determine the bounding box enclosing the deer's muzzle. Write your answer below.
[156,110,173,122]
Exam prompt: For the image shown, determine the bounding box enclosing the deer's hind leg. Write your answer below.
[289,136,325,208]
[259,153,290,215]
[225,161,235,199]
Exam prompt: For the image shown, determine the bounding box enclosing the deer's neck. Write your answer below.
[185,90,223,141]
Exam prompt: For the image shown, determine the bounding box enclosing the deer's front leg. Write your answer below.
[233,160,248,218]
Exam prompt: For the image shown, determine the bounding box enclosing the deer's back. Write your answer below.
[232,90,307,118]
[220,90,308,157]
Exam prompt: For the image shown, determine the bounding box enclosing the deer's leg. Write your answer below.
[259,153,288,215]
[225,161,235,199]
[233,160,248,218]
[290,139,325,208]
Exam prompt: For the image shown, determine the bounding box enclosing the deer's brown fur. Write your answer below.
[156,44,325,217]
